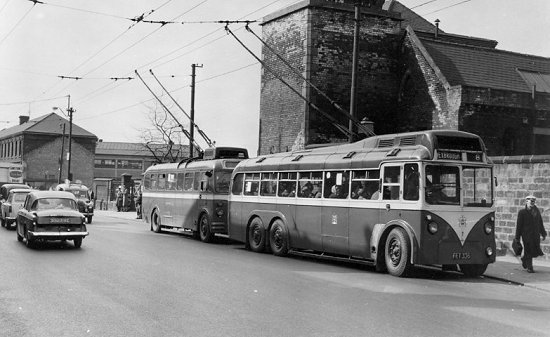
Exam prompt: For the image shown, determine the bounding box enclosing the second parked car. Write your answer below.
[1,188,32,229]
[16,191,88,248]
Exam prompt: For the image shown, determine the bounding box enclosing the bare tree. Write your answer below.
[139,103,188,164]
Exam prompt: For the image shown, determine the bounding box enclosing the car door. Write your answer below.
[16,195,32,237]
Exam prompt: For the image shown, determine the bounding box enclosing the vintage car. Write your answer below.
[53,182,94,223]
[1,188,32,229]
[0,183,31,203]
[16,191,88,248]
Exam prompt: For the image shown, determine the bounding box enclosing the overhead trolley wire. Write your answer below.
[0,3,34,48]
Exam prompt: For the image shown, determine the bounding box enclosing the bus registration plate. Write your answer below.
[452,252,471,260]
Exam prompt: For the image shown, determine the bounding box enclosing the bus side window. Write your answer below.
[150,174,157,190]
[382,166,400,200]
[403,164,419,201]
[231,174,244,195]
[193,172,201,191]
[176,173,184,191]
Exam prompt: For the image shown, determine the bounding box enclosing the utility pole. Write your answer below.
[67,95,74,182]
[58,123,66,184]
[190,63,203,158]
[349,2,361,143]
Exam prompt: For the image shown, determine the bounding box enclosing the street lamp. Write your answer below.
[53,95,74,182]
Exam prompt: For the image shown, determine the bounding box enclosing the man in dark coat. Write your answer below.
[515,195,547,273]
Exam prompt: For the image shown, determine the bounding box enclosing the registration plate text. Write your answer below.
[452,252,471,260]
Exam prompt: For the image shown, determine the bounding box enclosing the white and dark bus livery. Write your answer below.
[142,147,248,242]
[228,130,496,277]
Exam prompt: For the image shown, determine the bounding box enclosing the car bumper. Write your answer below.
[28,231,89,239]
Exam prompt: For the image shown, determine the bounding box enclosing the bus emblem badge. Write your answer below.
[458,215,467,242]
[332,215,338,225]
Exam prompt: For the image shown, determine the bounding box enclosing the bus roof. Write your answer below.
[234,130,489,173]
[144,158,244,173]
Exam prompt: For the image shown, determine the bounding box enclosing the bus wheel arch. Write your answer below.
[268,218,289,257]
[247,216,267,253]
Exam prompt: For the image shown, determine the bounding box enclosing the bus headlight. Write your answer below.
[486,247,494,256]
[484,222,493,235]
[427,222,438,234]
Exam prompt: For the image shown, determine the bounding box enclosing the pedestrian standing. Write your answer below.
[515,195,547,273]
[116,187,123,212]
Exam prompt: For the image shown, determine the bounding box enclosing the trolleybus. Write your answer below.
[142,147,248,242]
[228,130,496,277]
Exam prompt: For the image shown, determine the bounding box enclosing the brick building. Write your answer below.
[93,141,188,206]
[0,113,97,189]
[258,0,550,156]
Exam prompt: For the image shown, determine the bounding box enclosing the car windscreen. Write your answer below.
[13,193,28,202]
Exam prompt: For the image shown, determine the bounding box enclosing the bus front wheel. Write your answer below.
[151,210,162,233]
[269,220,289,257]
[385,227,412,277]
[248,218,266,253]
[198,214,214,243]
[459,264,488,277]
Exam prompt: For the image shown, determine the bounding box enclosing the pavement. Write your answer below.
[96,209,550,292]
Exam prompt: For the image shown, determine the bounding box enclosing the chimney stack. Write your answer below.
[19,115,29,125]
[434,19,440,39]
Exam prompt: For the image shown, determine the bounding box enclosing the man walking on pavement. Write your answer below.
[515,195,547,273]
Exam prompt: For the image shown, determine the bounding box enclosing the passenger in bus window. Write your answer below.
[329,185,345,199]
[311,184,322,198]
[404,164,419,200]
[299,182,313,198]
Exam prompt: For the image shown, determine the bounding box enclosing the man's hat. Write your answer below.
[526,195,536,200]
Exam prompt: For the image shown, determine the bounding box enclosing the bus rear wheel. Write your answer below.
[248,218,266,253]
[385,227,412,277]
[198,214,214,243]
[151,209,162,233]
[459,264,488,277]
[269,220,289,257]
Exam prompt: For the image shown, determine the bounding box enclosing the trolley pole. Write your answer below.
[349,2,361,143]
[190,63,203,158]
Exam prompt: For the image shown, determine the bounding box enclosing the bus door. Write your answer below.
[194,171,210,229]
[379,165,403,225]
[321,170,350,255]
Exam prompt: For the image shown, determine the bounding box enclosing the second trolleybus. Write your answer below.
[228,130,496,277]
[142,147,248,242]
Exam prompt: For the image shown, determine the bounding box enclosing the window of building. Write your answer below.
[117,160,143,170]
[94,159,116,168]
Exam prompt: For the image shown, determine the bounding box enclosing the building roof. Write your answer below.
[95,141,189,158]
[0,113,97,140]
[417,36,550,94]
[384,0,436,32]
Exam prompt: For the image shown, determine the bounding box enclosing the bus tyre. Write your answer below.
[269,220,289,257]
[248,218,266,253]
[199,214,214,243]
[459,264,488,277]
[151,209,162,233]
[385,227,412,277]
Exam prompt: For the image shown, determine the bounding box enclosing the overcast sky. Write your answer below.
[1,0,549,155]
